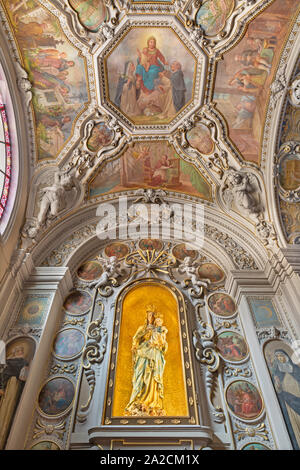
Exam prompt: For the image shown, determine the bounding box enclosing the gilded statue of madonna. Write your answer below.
[125,305,168,417]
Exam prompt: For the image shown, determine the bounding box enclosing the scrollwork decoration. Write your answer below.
[76,303,108,422]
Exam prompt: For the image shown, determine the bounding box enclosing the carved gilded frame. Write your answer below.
[103,277,199,426]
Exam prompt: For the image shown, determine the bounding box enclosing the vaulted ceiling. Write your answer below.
[0,0,299,254]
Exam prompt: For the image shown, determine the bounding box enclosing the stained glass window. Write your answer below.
[0,102,11,219]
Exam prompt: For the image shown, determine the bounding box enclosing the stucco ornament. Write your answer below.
[177,256,210,296]
[22,169,79,239]
[221,169,262,220]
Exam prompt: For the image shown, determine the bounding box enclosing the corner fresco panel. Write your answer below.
[214,0,299,164]
[3,0,89,160]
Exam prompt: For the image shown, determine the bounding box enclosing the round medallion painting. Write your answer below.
[104,242,129,259]
[216,331,248,363]
[139,239,163,251]
[172,243,198,261]
[38,377,75,416]
[77,260,103,282]
[30,441,61,450]
[53,328,85,360]
[208,292,237,317]
[198,263,225,284]
[226,380,263,420]
[242,442,270,450]
[63,291,92,315]
[186,123,214,155]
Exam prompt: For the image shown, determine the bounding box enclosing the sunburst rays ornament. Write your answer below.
[125,248,176,278]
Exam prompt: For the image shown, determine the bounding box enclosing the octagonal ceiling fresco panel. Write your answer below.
[214,0,299,165]
[2,0,90,161]
[103,26,198,126]
[88,141,212,200]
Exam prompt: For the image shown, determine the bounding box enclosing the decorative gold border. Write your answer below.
[102,277,199,425]
[52,327,86,361]
[224,379,265,422]
[110,439,194,450]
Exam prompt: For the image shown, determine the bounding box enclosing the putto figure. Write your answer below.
[125,304,168,417]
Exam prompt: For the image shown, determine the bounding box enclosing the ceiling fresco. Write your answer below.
[88,140,212,199]
[2,0,90,161]
[214,0,299,164]
[0,0,299,246]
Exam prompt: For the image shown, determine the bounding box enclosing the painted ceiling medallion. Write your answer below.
[97,20,206,132]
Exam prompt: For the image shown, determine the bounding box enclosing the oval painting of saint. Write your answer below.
[86,122,114,152]
[241,442,270,450]
[208,292,237,317]
[104,242,129,259]
[77,260,103,282]
[38,377,75,416]
[196,0,235,36]
[31,441,61,450]
[139,239,163,251]
[198,263,225,284]
[186,123,214,155]
[63,291,92,315]
[69,0,107,32]
[172,243,198,261]
[53,328,85,360]
[226,380,263,420]
[216,331,248,363]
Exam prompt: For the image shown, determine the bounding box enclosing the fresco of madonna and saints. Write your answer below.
[196,0,235,37]
[3,0,89,160]
[213,0,299,164]
[106,28,196,124]
[68,0,107,32]
[88,142,212,199]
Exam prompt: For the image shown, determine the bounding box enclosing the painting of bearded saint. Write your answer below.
[125,305,168,416]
